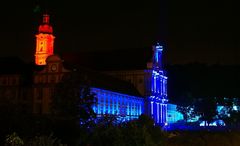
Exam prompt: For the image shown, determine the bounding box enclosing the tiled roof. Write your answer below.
[62,63,143,97]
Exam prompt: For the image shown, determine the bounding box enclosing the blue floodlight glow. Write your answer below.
[91,88,144,122]
[167,104,184,123]
[233,105,237,111]
[199,120,226,127]
[88,43,240,128]
[147,44,168,125]
[87,44,172,126]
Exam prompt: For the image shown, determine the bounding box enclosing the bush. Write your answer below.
[27,134,65,146]
[5,132,24,146]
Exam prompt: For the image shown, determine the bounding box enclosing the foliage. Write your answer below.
[5,133,66,146]
[5,132,24,146]
[176,96,240,127]
[96,114,118,126]
[87,114,167,146]
[88,122,124,146]
[27,134,65,146]
[216,98,240,127]
[166,131,240,146]
[176,92,196,122]
[50,72,97,145]
[121,121,155,146]
[194,97,217,125]
[177,105,195,122]
[222,110,240,128]
[51,72,97,126]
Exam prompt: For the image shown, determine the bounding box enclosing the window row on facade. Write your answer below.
[91,88,144,121]
[0,76,19,86]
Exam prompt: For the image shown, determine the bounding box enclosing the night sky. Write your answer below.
[0,0,239,65]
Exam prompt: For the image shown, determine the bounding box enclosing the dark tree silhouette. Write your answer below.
[51,72,97,126]
[176,92,196,122]
[194,97,217,126]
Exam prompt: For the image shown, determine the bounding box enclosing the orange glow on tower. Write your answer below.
[35,14,55,65]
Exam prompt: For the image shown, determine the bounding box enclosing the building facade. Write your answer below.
[33,14,172,124]
[0,14,182,125]
[33,55,70,113]
[92,88,144,121]
[147,45,168,125]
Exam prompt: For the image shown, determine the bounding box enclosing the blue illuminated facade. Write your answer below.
[91,88,144,122]
[146,44,168,125]
[89,44,169,125]
[167,104,184,123]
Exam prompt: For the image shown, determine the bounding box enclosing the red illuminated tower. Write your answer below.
[35,14,55,65]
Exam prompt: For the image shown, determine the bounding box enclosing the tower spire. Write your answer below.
[152,43,163,70]
[35,14,55,65]
[148,43,168,125]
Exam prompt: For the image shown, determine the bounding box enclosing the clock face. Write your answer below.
[51,64,57,72]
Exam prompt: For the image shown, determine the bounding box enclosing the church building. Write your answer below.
[0,14,184,126]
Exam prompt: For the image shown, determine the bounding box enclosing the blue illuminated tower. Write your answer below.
[147,43,168,125]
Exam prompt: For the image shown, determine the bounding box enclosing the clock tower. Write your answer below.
[35,14,55,65]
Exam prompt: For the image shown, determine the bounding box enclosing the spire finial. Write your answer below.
[152,43,163,69]
[155,42,163,51]
[43,14,50,24]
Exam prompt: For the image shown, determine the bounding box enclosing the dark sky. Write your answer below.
[0,0,239,64]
